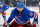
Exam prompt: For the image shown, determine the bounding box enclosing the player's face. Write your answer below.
[17,7,23,12]
[0,5,3,7]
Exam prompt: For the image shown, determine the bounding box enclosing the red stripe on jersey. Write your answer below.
[33,24,36,27]
[28,20,30,23]
[11,20,15,24]
[26,20,30,24]
[34,12,37,19]
[2,13,6,15]
[4,19,6,20]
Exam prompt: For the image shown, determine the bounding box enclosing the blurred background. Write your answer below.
[0,0,40,13]
[0,0,40,7]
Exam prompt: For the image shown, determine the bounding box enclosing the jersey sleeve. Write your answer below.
[24,7,34,18]
[33,12,38,24]
[25,9,34,18]
[5,6,9,10]
[27,10,38,24]
[7,10,15,23]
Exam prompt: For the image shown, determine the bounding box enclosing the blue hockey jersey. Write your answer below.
[7,7,38,24]
[0,5,9,13]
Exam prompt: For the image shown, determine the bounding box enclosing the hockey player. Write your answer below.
[0,2,9,27]
[7,2,38,27]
